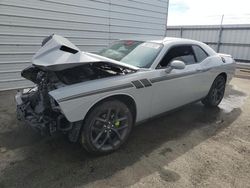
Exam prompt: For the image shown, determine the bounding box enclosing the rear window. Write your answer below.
[159,45,197,67]
[192,45,208,62]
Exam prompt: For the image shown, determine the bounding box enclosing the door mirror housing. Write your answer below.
[170,60,186,70]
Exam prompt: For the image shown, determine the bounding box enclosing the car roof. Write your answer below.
[117,37,216,56]
[118,37,202,45]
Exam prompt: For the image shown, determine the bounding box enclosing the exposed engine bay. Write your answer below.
[17,62,134,136]
[22,62,133,85]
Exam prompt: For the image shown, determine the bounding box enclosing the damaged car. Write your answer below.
[15,34,235,154]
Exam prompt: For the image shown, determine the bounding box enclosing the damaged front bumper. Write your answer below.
[15,90,57,135]
[15,89,82,142]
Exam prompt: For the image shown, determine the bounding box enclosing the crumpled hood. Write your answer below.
[32,34,139,71]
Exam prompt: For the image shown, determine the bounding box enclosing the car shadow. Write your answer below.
[0,86,246,188]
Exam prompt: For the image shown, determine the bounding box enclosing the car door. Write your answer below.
[150,44,208,117]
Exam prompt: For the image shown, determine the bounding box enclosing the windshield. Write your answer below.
[97,40,163,68]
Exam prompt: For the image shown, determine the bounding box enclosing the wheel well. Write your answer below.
[84,94,137,124]
[218,72,227,82]
[113,95,137,123]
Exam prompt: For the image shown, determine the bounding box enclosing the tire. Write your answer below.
[81,100,133,154]
[202,75,226,107]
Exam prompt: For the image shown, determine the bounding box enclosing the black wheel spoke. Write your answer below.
[95,117,106,123]
[211,90,216,101]
[215,93,219,100]
[217,82,224,90]
[117,124,128,131]
[111,128,122,140]
[98,133,109,149]
[218,85,225,92]
[106,108,112,120]
[93,129,105,144]
[117,116,127,122]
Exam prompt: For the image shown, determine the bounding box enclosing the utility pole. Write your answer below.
[217,14,224,52]
[220,14,224,26]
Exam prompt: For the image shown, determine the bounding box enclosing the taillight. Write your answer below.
[221,56,226,63]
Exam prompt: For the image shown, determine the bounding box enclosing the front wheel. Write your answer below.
[81,100,133,154]
[202,75,226,107]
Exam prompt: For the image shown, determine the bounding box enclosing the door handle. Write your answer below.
[196,68,211,72]
[196,68,203,72]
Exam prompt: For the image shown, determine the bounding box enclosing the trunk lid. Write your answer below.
[32,35,139,71]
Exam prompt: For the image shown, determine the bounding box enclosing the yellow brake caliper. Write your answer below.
[114,120,120,128]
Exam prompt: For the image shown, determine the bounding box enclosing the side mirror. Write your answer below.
[170,60,186,70]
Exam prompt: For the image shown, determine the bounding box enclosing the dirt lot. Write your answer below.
[0,77,249,188]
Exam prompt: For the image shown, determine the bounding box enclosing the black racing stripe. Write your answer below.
[140,79,152,87]
[58,83,134,102]
[131,80,144,89]
[150,70,197,83]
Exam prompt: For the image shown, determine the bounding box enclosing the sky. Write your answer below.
[168,0,250,25]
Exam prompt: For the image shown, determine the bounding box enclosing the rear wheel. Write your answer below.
[202,75,226,107]
[81,100,133,154]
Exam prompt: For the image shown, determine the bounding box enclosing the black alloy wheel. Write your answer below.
[202,75,226,107]
[81,100,133,154]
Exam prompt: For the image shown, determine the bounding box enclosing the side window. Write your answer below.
[192,45,208,62]
[159,45,197,67]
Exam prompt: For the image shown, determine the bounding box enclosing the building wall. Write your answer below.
[166,25,250,63]
[0,0,168,90]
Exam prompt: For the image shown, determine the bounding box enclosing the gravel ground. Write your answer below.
[0,77,249,188]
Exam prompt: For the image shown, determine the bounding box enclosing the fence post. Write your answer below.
[180,27,183,38]
[217,26,223,53]
[217,15,224,52]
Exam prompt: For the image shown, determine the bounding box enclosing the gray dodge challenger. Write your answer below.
[15,35,235,154]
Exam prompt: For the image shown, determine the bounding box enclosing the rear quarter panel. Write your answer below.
[201,54,236,96]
